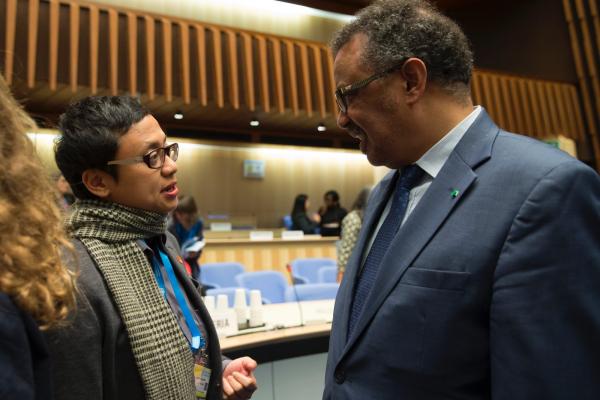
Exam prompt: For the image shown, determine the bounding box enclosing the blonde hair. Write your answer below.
[0,74,76,329]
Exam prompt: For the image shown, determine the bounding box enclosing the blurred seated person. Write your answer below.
[318,190,347,236]
[168,195,204,280]
[291,194,321,234]
[54,172,76,211]
[337,187,371,282]
[0,72,76,400]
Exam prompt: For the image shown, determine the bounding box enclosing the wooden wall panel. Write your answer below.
[200,238,337,274]
[108,9,119,95]
[224,29,239,109]
[69,3,79,92]
[174,142,374,228]
[89,5,99,94]
[194,24,207,106]
[127,13,138,96]
[48,0,59,90]
[27,0,39,87]
[209,27,224,108]
[144,16,155,99]
[269,37,285,113]
[563,0,600,169]
[241,32,255,111]
[4,0,17,85]
[179,22,191,104]
[256,35,270,112]
[161,18,172,101]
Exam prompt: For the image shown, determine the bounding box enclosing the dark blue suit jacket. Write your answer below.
[324,110,600,399]
[0,293,52,400]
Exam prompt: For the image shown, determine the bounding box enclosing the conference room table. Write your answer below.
[217,300,334,400]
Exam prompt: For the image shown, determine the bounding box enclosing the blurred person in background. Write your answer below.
[336,187,371,282]
[168,195,205,281]
[291,193,320,234]
[0,74,76,400]
[318,190,348,237]
[53,173,75,211]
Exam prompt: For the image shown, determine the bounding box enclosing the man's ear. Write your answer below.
[401,58,428,104]
[81,169,114,199]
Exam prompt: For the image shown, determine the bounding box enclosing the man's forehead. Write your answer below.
[333,33,369,81]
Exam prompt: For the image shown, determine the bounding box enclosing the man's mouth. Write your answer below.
[161,183,178,195]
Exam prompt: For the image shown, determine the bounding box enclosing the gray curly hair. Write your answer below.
[331,0,474,98]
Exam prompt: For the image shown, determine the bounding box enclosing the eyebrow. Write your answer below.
[141,136,167,153]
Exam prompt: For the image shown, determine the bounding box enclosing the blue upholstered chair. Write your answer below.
[318,266,338,283]
[290,258,336,284]
[282,215,293,230]
[201,262,245,289]
[235,271,289,304]
[284,283,340,302]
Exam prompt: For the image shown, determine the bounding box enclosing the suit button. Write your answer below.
[334,369,346,384]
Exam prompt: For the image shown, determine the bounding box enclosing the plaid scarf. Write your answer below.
[66,200,195,400]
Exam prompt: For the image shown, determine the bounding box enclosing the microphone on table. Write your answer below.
[285,263,305,327]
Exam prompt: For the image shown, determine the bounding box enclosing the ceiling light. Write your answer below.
[317,123,327,132]
[250,117,260,127]
[174,110,184,120]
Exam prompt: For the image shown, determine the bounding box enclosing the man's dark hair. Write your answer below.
[55,96,150,199]
[331,0,474,99]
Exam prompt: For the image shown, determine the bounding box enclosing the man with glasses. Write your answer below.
[47,96,257,400]
[324,1,600,399]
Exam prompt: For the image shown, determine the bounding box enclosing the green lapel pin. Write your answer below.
[450,189,460,199]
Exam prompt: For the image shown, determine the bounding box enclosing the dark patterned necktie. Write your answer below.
[348,165,424,338]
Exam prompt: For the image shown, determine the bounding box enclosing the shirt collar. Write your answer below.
[416,106,482,179]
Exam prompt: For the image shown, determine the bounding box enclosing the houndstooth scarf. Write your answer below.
[66,200,195,400]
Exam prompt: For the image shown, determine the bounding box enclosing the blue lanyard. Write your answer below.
[151,248,205,352]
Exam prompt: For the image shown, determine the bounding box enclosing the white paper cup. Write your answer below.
[203,295,215,312]
[216,294,229,310]
[234,288,248,308]
[249,290,262,308]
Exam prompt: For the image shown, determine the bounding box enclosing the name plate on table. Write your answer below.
[211,309,239,337]
[210,222,232,232]
[281,230,304,240]
[250,231,274,241]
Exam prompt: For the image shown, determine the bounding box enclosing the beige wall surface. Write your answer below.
[29,131,377,228]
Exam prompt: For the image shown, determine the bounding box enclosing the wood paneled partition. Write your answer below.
[0,0,591,158]
[562,0,600,169]
[471,70,585,143]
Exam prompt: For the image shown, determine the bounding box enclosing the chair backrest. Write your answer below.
[290,258,336,284]
[282,215,293,230]
[318,266,338,283]
[205,287,250,308]
[201,262,245,288]
[284,283,340,302]
[235,271,288,304]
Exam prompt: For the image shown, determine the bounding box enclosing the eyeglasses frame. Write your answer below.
[107,142,179,169]
[334,58,410,114]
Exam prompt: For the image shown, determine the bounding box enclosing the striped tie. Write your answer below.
[348,165,424,338]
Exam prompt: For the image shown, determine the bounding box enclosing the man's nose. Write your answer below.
[162,153,178,175]
[337,110,350,129]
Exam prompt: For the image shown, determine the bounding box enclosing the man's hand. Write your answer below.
[222,357,258,399]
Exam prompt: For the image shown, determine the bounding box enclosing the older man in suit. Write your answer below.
[324,1,600,399]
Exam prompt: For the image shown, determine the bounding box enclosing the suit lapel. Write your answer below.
[338,109,499,359]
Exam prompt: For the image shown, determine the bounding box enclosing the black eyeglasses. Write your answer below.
[334,59,409,114]
[107,143,179,169]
